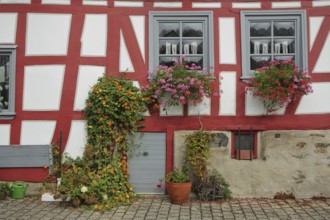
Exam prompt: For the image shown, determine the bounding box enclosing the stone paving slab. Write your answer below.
[0,197,329,220]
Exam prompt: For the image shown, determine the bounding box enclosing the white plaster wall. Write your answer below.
[313,31,330,73]
[153,2,182,8]
[219,18,236,65]
[232,2,261,8]
[220,72,236,115]
[64,120,87,159]
[0,13,17,44]
[81,14,107,57]
[192,2,221,8]
[296,82,330,114]
[23,65,65,111]
[41,0,70,5]
[20,120,56,145]
[313,1,330,7]
[188,97,211,116]
[309,17,324,51]
[129,16,145,62]
[74,65,105,111]
[160,97,184,116]
[0,124,10,145]
[26,13,71,56]
[245,91,286,116]
[83,0,107,6]
[132,81,140,89]
[272,1,301,8]
[119,30,134,72]
[245,92,266,116]
[114,1,143,7]
[0,0,30,3]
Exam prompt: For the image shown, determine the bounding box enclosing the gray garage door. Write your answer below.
[128,132,166,194]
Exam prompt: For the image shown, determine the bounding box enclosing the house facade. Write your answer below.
[0,0,329,197]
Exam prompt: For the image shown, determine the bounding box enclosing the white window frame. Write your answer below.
[149,11,214,72]
[0,45,17,120]
[240,10,308,79]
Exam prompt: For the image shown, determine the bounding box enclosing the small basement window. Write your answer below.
[231,129,258,160]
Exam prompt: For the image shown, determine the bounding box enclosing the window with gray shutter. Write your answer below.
[0,45,16,119]
[149,12,213,71]
[240,11,307,79]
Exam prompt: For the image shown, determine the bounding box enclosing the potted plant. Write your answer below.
[247,59,313,112]
[160,167,191,205]
[145,55,218,111]
[0,182,10,200]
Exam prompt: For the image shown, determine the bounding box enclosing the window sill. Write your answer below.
[240,76,254,80]
[0,112,16,120]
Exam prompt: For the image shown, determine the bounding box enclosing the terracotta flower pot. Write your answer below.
[166,181,192,205]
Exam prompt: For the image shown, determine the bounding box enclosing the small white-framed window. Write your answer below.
[0,45,17,119]
[240,10,307,79]
[149,11,214,71]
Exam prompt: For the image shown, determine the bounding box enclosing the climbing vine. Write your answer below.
[59,75,149,210]
[185,130,231,200]
[185,130,213,182]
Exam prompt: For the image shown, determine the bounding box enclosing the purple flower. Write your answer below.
[190,78,195,85]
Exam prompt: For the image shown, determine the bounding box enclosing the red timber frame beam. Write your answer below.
[0,2,330,181]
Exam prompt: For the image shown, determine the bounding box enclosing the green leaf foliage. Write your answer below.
[185,130,213,182]
[247,60,312,112]
[184,130,231,200]
[59,75,149,211]
[165,168,190,183]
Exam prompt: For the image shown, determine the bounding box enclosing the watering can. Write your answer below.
[10,182,28,199]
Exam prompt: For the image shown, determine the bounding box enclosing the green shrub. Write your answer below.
[184,130,231,200]
[59,75,148,211]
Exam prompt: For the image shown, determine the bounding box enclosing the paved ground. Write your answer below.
[0,196,329,220]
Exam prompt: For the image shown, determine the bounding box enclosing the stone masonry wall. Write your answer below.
[174,130,330,198]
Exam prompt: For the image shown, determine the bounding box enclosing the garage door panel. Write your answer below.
[132,184,164,194]
[130,155,165,165]
[128,165,164,170]
[129,170,165,176]
[128,132,166,194]
[129,154,164,160]
[130,148,165,154]
[129,177,162,184]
